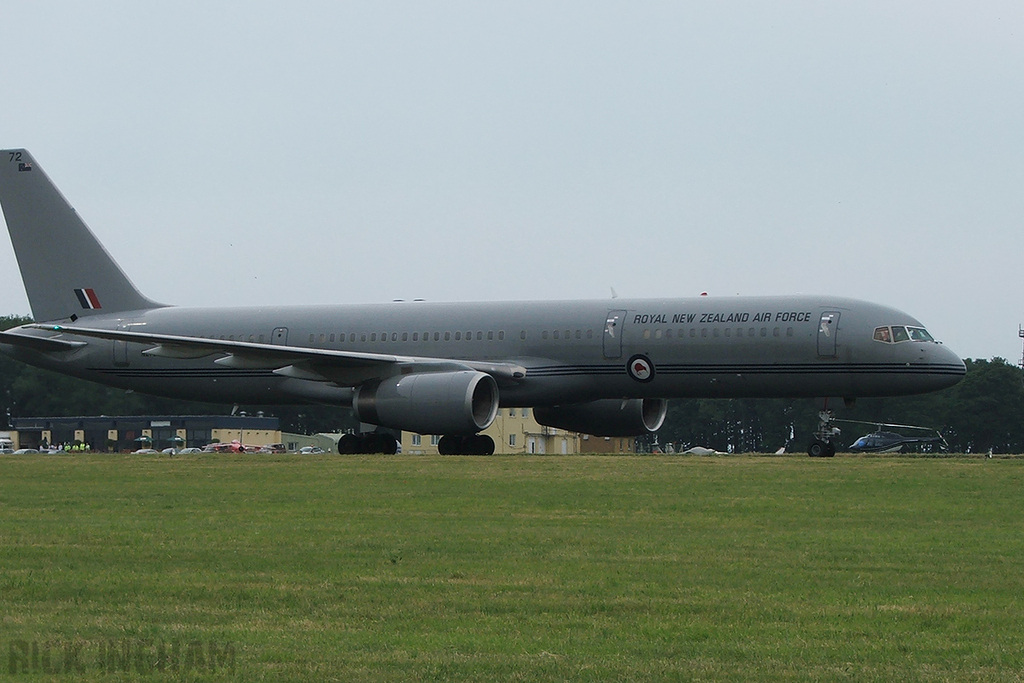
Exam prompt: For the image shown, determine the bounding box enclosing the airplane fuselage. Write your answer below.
[7,294,965,407]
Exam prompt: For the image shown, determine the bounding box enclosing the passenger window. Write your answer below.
[748,328,755,337]
[455,332,461,341]
[553,330,559,340]
[444,332,451,341]
[498,331,505,341]
[308,334,314,343]
[487,331,494,341]
[873,327,891,343]
[773,327,780,337]
[434,332,440,341]
[786,327,793,337]
[724,328,731,338]
[361,334,367,342]
[760,328,766,337]
[655,329,663,339]
[575,330,581,339]
[643,329,650,339]
[701,328,707,338]
[350,333,356,342]
[412,332,418,341]
[329,333,335,342]
[519,331,525,340]
[477,331,483,341]
[371,333,377,342]
[665,329,672,339]
[892,326,910,343]
[542,331,549,340]
[402,332,408,341]
[392,333,399,341]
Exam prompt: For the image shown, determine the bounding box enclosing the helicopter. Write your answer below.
[844,421,948,454]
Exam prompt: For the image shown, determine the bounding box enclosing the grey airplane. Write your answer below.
[0,149,965,456]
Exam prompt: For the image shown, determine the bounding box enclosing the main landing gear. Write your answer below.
[808,410,839,458]
[338,432,399,455]
[437,434,495,455]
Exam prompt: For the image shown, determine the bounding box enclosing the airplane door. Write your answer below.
[272,327,288,345]
[603,310,626,359]
[817,311,840,357]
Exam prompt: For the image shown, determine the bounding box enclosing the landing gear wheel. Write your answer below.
[474,435,495,455]
[338,434,360,455]
[360,433,383,453]
[437,435,494,455]
[437,435,459,455]
[808,409,841,458]
[380,434,398,455]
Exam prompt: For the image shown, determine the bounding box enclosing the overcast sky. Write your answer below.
[3,2,1022,362]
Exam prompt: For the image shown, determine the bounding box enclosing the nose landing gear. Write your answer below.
[808,410,839,457]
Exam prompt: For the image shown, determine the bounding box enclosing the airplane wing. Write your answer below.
[31,324,528,386]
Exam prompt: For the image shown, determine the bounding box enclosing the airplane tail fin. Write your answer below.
[0,149,164,322]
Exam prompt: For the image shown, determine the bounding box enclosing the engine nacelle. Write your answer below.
[534,398,667,437]
[353,370,499,435]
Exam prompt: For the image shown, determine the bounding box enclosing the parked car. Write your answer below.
[298,446,326,455]
[133,448,159,454]
[178,447,203,454]
[14,448,40,454]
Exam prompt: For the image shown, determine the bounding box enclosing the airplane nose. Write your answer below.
[931,342,966,388]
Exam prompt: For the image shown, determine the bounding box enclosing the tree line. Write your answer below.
[2,315,1021,452]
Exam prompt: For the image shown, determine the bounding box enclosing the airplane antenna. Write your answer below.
[610,287,618,299]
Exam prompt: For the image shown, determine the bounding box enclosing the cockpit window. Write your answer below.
[907,327,933,342]
[874,325,935,343]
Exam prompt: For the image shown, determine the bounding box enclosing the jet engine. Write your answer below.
[353,370,499,436]
[534,398,667,437]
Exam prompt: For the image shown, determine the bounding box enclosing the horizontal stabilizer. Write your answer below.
[0,329,87,353]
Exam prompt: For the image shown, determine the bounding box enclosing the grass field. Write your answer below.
[2,453,1024,681]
